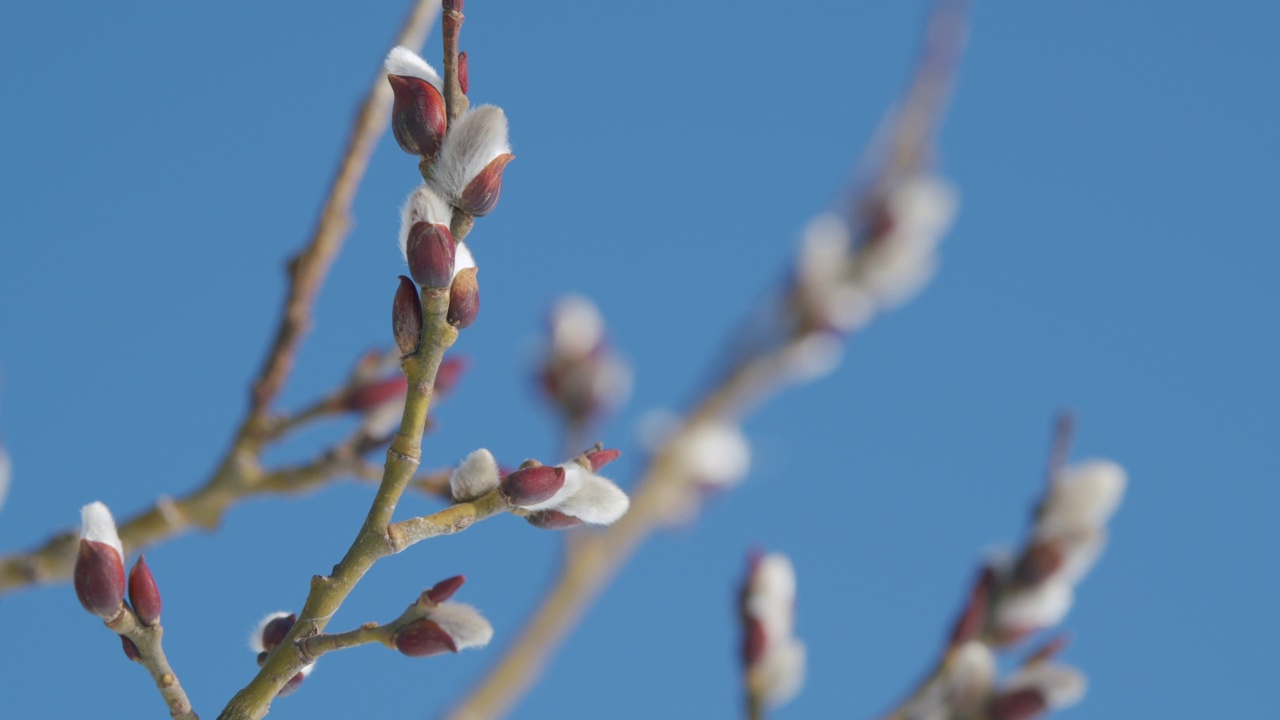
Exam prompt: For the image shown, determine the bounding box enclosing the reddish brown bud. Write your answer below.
[448,267,480,329]
[393,275,424,356]
[278,671,308,698]
[128,555,162,626]
[525,509,584,530]
[261,613,297,652]
[426,575,466,604]
[501,465,566,506]
[742,616,767,667]
[121,636,142,662]
[1013,539,1065,586]
[586,448,621,472]
[433,356,468,396]
[393,618,458,657]
[457,153,514,217]
[458,51,469,95]
[345,375,409,412]
[74,539,126,619]
[406,221,456,289]
[989,688,1049,720]
[949,565,995,647]
[387,74,447,160]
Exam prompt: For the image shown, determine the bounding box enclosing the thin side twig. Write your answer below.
[107,607,199,720]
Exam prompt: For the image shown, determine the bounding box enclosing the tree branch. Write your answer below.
[218,286,458,720]
[107,607,199,720]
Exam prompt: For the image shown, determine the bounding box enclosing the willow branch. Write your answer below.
[107,608,199,720]
[448,4,970,717]
[217,285,459,720]
[0,0,442,598]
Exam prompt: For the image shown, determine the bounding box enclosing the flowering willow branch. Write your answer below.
[449,3,970,717]
[217,278,459,719]
[74,503,198,719]
[880,416,1124,720]
[219,13,537,715]
[740,553,806,720]
[0,0,443,598]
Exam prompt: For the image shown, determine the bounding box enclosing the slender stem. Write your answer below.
[218,287,456,720]
[302,623,392,658]
[107,608,199,720]
[441,4,470,125]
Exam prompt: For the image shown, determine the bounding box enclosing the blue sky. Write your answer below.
[1,1,1276,718]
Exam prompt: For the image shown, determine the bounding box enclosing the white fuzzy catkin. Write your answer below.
[428,105,511,206]
[452,241,476,280]
[79,501,123,561]
[427,603,494,650]
[399,184,454,260]
[852,175,957,308]
[248,611,293,653]
[517,462,587,512]
[450,449,501,502]
[384,46,442,89]
[518,464,629,525]
[757,636,807,709]
[1002,662,1087,709]
[550,468,630,525]
[359,395,406,439]
[745,552,806,709]
[550,295,605,358]
[1037,460,1127,536]
[676,421,751,488]
[995,579,1073,633]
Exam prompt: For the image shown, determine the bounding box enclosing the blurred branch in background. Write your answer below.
[880,415,1125,719]
[449,2,972,717]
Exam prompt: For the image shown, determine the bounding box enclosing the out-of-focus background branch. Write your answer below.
[0,1,1276,718]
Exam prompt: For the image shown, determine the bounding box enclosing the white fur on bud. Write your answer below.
[550,295,605,358]
[297,662,316,679]
[748,554,797,639]
[675,421,751,489]
[1003,662,1087,709]
[428,105,511,206]
[427,603,494,650]
[453,241,476,281]
[756,636,807,709]
[520,464,629,525]
[1037,460,1127,537]
[853,175,958,308]
[384,46,442,89]
[400,185,454,260]
[359,395,406,439]
[451,449,501,502]
[550,466,630,525]
[249,611,293,653]
[995,579,1073,633]
[745,552,806,709]
[79,501,123,561]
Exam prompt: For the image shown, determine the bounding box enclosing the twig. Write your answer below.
[107,607,199,720]
[447,3,971,717]
[218,285,464,720]
[0,0,442,597]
